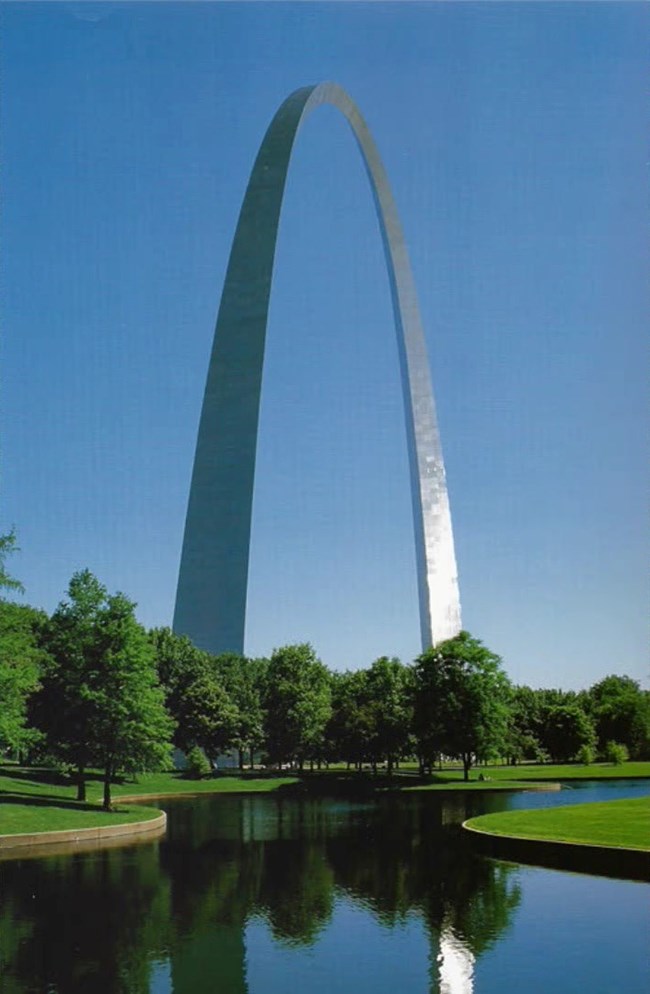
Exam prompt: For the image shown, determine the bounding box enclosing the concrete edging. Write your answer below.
[462,819,650,882]
[0,810,166,851]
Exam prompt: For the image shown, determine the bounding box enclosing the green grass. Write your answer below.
[0,766,164,837]
[114,771,300,798]
[465,796,650,850]
[473,761,650,782]
[1,761,649,839]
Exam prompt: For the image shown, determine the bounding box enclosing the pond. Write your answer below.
[0,781,648,994]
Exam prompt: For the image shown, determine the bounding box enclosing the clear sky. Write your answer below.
[1,2,647,690]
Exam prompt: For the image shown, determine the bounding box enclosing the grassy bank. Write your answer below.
[471,761,650,782]
[0,766,165,836]
[2,762,649,839]
[465,796,650,850]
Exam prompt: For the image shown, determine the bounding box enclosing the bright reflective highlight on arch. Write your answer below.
[174,82,461,655]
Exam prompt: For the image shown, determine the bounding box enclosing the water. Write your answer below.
[0,782,647,994]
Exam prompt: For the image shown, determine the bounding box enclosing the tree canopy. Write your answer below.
[413,632,512,779]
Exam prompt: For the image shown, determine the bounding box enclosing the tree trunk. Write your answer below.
[249,747,255,769]
[103,759,113,811]
[238,748,245,770]
[387,755,393,775]
[462,754,471,781]
[76,763,86,802]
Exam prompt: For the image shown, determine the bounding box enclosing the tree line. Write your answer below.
[1,535,648,807]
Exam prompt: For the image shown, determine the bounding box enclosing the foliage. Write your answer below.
[185,745,212,779]
[412,631,511,780]
[213,652,267,765]
[0,532,45,755]
[603,740,629,766]
[541,704,596,763]
[588,675,650,759]
[150,628,239,759]
[0,602,46,754]
[576,743,595,765]
[36,571,174,808]
[0,530,24,596]
[363,657,412,772]
[263,643,332,766]
[325,669,373,767]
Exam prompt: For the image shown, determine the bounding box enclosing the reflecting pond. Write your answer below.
[0,782,648,994]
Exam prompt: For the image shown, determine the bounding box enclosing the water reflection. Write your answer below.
[437,925,475,994]
[0,790,642,994]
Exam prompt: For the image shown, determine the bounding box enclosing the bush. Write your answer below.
[604,741,628,766]
[185,746,211,779]
[576,743,595,765]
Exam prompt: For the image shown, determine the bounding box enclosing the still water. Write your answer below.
[0,781,648,994]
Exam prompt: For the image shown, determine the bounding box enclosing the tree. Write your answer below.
[0,531,44,756]
[325,669,373,768]
[0,530,24,595]
[87,591,175,809]
[588,675,650,759]
[541,704,596,763]
[263,644,332,767]
[364,657,412,773]
[0,602,46,756]
[213,652,267,767]
[37,571,174,808]
[150,628,239,760]
[412,631,511,780]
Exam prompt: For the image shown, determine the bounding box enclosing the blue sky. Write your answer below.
[2,2,647,689]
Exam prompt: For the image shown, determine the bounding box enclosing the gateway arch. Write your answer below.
[173,82,461,656]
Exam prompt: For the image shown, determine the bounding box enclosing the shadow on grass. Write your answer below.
[0,765,122,788]
[267,771,459,797]
[0,793,107,813]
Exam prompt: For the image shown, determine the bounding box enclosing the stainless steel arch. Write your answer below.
[173,82,461,655]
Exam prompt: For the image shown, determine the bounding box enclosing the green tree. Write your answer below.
[88,591,174,809]
[541,704,596,763]
[263,644,332,767]
[588,675,650,759]
[214,652,267,767]
[604,740,629,765]
[325,669,373,768]
[37,571,174,807]
[0,531,44,755]
[35,570,107,799]
[0,530,24,595]
[412,631,511,780]
[364,657,412,773]
[0,602,46,756]
[150,628,239,760]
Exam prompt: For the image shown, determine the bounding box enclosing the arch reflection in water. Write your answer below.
[437,925,475,994]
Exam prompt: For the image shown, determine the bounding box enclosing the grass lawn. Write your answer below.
[475,762,650,782]
[0,766,165,837]
[1,762,649,839]
[465,796,650,850]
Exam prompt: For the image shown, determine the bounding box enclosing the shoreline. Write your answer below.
[463,818,650,882]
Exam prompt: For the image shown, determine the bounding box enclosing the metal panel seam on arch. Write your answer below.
[173,82,461,656]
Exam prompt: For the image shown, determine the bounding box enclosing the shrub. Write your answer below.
[185,746,211,779]
[603,741,629,766]
[576,743,595,765]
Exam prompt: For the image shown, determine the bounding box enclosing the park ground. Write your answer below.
[1,761,649,842]
[465,795,650,851]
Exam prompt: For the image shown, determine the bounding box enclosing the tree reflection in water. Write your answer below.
[0,792,521,993]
